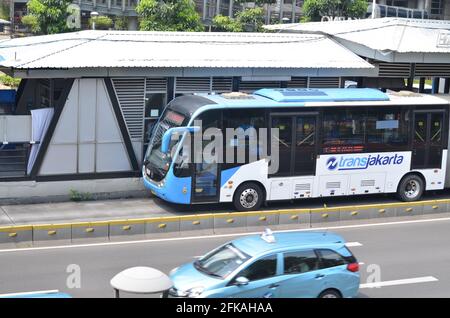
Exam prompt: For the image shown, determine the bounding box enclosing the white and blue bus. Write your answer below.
[143,88,449,211]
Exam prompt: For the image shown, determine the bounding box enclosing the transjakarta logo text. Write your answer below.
[326,154,404,171]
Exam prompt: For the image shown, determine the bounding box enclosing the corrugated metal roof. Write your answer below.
[266,18,450,54]
[0,30,372,70]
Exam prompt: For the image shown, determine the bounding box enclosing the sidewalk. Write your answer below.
[0,197,185,226]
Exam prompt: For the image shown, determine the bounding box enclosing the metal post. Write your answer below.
[419,77,425,93]
[432,77,440,94]
[445,78,450,94]
[9,0,14,37]
[114,289,120,298]
[228,0,233,17]
[372,0,376,18]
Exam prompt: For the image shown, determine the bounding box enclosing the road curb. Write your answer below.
[0,199,449,248]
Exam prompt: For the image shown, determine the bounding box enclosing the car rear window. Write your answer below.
[316,248,355,269]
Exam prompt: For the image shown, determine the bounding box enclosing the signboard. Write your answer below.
[437,30,450,48]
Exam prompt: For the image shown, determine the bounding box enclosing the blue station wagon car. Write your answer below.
[169,230,360,298]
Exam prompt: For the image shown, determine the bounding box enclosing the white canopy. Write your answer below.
[110,267,172,294]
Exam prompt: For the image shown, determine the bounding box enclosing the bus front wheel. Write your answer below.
[233,182,264,212]
[397,174,424,202]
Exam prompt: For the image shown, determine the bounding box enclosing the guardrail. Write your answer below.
[1,199,449,248]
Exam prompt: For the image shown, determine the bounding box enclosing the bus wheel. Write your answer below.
[233,182,263,211]
[397,174,424,202]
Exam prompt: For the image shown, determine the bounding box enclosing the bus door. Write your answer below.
[270,113,318,176]
[192,110,221,203]
[412,111,445,169]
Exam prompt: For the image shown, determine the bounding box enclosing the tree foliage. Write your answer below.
[89,15,113,30]
[302,0,368,22]
[213,7,266,32]
[0,1,9,20]
[136,0,204,32]
[23,0,72,34]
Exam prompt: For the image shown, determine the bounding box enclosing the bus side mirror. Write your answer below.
[161,126,200,154]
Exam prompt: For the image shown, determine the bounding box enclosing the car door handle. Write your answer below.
[269,284,279,289]
[315,274,325,279]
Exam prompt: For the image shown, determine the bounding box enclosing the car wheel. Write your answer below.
[233,182,264,211]
[318,289,342,299]
[397,174,424,202]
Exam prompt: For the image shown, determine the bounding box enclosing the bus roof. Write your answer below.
[199,88,449,108]
[254,88,389,102]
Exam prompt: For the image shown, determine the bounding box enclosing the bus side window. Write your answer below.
[366,107,409,152]
[223,109,265,170]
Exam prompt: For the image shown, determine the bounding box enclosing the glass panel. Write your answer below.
[271,117,292,175]
[322,109,365,153]
[366,107,409,151]
[238,255,277,281]
[193,110,221,199]
[223,109,265,169]
[412,113,427,168]
[428,113,444,167]
[196,244,250,279]
[284,250,319,274]
[145,93,166,118]
[294,116,316,175]
[317,249,346,269]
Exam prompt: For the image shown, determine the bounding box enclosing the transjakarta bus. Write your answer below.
[143,88,449,211]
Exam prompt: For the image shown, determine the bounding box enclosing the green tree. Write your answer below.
[114,16,129,30]
[302,0,368,22]
[23,0,72,34]
[213,15,243,32]
[89,15,113,30]
[0,1,9,20]
[213,7,266,32]
[21,15,40,33]
[136,0,204,32]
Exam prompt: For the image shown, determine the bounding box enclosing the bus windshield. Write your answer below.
[144,109,186,181]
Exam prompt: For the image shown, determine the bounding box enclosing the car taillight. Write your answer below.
[347,263,359,272]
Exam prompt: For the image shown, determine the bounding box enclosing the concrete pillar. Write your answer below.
[203,0,207,20]
[216,0,220,15]
[279,0,284,23]
[108,0,111,9]
[122,0,126,11]
[228,0,233,17]
[291,0,296,23]
[128,16,138,30]
[424,0,431,13]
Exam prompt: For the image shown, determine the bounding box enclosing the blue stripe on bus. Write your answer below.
[221,166,240,187]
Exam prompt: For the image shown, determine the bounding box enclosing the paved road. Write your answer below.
[0,216,449,298]
[2,188,450,226]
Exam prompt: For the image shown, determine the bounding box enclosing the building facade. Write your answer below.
[9,0,304,33]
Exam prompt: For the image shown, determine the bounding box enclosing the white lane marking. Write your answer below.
[1,216,450,254]
[0,290,60,297]
[360,276,438,289]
